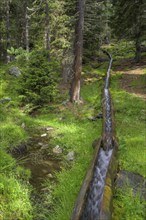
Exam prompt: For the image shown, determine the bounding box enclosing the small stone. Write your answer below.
[38,142,44,146]
[116,170,146,200]
[88,116,97,121]
[41,133,47,137]
[59,116,66,121]
[47,173,53,179]
[88,113,103,121]
[40,144,48,150]
[46,127,54,131]
[62,100,69,105]
[66,151,75,161]
[21,123,25,129]
[53,145,63,154]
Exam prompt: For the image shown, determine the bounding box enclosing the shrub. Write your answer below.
[19,50,60,106]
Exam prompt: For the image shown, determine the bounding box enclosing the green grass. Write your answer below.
[0,148,32,220]
[0,63,33,219]
[111,72,146,219]
[37,70,145,220]
[35,67,145,220]
[0,61,103,219]
[113,187,146,220]
[111,77,146,177]
[31,81,103,220]
[0,48,145,219]
[0,174,32,220]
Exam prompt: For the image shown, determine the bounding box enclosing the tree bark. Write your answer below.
[135,33,141,63]
[25,1,29,53]
[0,4,3,61]
[62,48,74,84]
[15,4,20,48]
[70,0,85,102]
[6,0,10,63]
[44,0,50,60]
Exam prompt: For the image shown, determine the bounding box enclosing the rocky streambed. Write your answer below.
[11,126,63,190]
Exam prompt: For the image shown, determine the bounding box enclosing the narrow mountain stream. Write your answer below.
[11,127,61,191]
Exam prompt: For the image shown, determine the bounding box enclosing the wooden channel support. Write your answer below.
[99,140,118,220]
[71,138,102,220]
[71,51,118,220]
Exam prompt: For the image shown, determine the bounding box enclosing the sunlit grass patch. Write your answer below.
[0,122,27,150]
[111,82,145,175]
[119,136,146,177]
[31,108,101,219]
[0,147,32,220]
[111,70,146,219]
[0,174,32,220]
[34,80,103,220]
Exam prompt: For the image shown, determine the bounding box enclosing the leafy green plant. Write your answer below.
[7,47,29,62]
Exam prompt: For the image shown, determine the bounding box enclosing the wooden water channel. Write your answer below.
[71,51,118,220]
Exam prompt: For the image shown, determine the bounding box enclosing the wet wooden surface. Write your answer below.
[71,139,102,220]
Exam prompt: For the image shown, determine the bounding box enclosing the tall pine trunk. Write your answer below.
[44,0,50,60]
[0,4,3,61]
[25,1,29,53]
[6,0,10,63]
[15,4,20,49]
[135,33,141,63]
[70,0,85,102]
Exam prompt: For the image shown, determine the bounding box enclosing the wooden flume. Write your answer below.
[71,51,118,220]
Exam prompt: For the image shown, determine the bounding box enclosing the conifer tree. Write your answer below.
[112,0,146,62]
[70,0,85,102]
[5,0,10,62]
[84,0,112,60]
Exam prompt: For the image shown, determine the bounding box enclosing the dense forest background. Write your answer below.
[0,0,145,104]
[1,0,145,63]
[0,0,146,219]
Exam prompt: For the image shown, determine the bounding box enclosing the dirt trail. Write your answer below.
[114,59,146,99]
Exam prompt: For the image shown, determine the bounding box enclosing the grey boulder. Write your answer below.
[9,67,21,77]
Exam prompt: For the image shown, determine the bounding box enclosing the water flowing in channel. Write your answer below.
[81,54,113,220]
[81,148,113,219]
